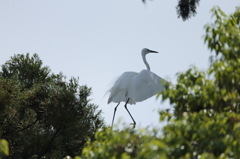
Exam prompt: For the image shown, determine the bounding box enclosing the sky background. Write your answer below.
[1,0,239,129]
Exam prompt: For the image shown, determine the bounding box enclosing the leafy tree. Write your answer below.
[0,53,104,158]
[80,6,240,159]
[81,127,167,159]
[161,6,240,116]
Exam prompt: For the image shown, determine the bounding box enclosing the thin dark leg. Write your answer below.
[124,98,136,128]
[111,102,120,128]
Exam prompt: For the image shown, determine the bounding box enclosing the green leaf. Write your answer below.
[0,139,9,157]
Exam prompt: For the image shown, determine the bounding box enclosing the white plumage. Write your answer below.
[108,70,165,104]
[108,48,170,128]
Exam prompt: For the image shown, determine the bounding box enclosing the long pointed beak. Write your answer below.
[149,49,158,53]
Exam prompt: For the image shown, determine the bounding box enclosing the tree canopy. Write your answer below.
[0,53,104,158]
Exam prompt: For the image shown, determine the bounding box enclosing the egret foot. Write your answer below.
[130,123,136,129]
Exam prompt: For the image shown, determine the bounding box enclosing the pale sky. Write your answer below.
[1,0,239,129]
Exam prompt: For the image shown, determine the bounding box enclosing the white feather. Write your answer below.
[108,48,172,128]
[108,69,166,105]
[107,48,171,105]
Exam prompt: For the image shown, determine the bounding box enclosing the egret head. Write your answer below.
[141,48,158,56]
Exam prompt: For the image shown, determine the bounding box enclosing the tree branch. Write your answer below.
[16,118,38,132]
[37,129,61,159]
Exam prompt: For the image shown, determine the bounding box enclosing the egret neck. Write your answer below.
[142,53,150,71]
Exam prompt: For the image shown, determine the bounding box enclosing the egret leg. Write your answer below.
[124,98,136,129]
[111,102,120,128]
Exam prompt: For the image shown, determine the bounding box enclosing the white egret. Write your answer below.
[108,48,170,128]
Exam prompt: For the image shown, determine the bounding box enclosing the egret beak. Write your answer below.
[149,49,158,53]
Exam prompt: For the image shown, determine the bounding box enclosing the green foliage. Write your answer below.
[1,53,51,89]
[81,6,240,159]
[0,53,104,158]
[0,139,9,158]
[80,111,240,159]
[160,6,240,117]
[161,111,240,158]
[81,127,167,159]
[158,6,240,158]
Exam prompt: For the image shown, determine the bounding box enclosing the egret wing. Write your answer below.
[129,70,166,102]
[107,72,138,104]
